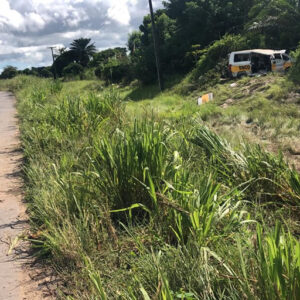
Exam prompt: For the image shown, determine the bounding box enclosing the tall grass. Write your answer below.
[192,126,299,205]
[2,76,299,299]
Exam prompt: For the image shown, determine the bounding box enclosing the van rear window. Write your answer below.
[282,54,289,61]
[234,54,250,62]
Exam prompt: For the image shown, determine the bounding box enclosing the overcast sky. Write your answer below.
[0,0,163,71]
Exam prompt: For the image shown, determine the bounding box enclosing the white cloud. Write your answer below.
[61,29,101,40]
[0,0,164,71]
[25,12,46,31]
[107,0,137,25]
[0,0,24,31]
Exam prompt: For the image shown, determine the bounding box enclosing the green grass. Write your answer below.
[0,74,299,299]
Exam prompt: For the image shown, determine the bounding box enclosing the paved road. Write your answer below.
[0,91,51,300]
[0,91,25,299]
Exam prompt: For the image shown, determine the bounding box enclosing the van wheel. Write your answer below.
[284,67,290,74]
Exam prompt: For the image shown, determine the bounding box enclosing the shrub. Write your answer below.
[289,45,300,84]
[190,34,249,83]
[63,62,84,79]
[1,65,18,79]
[40,68,53,78]
[102,59,131,83]
[94,65,102,79]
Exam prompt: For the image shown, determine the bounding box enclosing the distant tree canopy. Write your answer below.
[52,50,77,77]
[12,0,300,85]
[19,66,53,78]
[93,47,131,83]
[128,0,300,83]
[63,62,84,78]
[289,43,300,83]
[0,66,18,79]
[90,47,127,67]
[70,38,96,66]
[52,38,96,77]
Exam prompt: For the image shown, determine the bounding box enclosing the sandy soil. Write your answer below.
[0,92,54,300]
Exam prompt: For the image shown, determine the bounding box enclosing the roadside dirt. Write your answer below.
[0,92,54,300]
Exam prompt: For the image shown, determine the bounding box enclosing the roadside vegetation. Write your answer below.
[0,71,299,299]
[0,0,299,298]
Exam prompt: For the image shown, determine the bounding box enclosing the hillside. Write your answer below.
[122,74,300,170]
[0,72,299,299]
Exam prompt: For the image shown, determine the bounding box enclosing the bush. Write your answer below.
[1,65,18,79]
[40,68,53,78]
[95,59,132,83]
[289,46,300,84]
[190,34,249,83]
[94,66,102,79]
[62,62,84,79]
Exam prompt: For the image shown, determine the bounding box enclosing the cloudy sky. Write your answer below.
[0,0,163,71]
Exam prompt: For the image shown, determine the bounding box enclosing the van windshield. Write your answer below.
[234,53,250,62]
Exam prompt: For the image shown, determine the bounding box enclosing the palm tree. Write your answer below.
[70,38,96,67]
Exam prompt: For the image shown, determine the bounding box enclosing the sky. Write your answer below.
[0,0,163,72]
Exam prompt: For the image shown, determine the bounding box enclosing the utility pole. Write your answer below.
[48,46,57,79]
[148,0,163,91]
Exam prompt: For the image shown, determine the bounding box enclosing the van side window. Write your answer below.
[234,54,250,62]
[274,54,282,60]
[282,54,289,61]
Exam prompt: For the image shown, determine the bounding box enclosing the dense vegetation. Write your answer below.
[0,72,299,299]
[0,0,299,299]
[2,0,300,87]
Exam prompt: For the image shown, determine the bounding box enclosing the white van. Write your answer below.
[228,49,292,78]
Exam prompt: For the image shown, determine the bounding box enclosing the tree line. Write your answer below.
[1,0,300,83]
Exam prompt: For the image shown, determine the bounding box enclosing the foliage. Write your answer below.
[0,65,18,79]
[190,34,249,82]
[247,0,300,49]
[289,45,300,83]
[127,0,300,84]
[90,47,127,68]
[3,75,299,299]
[255,222,300,299]
[70,38,97,67]
[92,48,131,83]
[101,58,132,83]
[63,63,84,78]
[52,38,96,78]
[39,68,53,78]
[52,50,77,77]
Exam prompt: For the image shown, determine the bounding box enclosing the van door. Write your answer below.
[282,53,292,70]
[230,53,251,77]
[272,53,284,72]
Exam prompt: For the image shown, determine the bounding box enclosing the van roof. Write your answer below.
[231,49,286,56]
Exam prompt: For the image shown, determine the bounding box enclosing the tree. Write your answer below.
[52,50,77,77]
[93,48,131,83]
[54,47,67,59]
[248,0,300,49]
[289,44,300,83]
[128,31,142,55]
[39,68,53,78]
[101,57,131,83]
[0,66,18,79]
[90,47,127,67]
[70,38,96,67]
[63,63,84,78]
